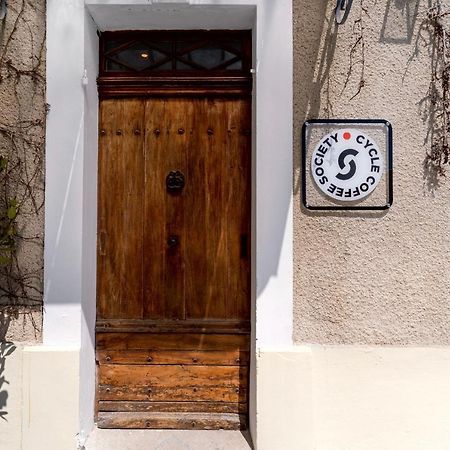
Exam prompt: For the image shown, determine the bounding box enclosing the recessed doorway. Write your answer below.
[95,30,252,430]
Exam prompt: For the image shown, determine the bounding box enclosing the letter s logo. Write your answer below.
[336,148,358,181]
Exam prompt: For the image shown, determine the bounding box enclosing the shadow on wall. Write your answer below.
[418,13,440,195]
[0,314,15,421]
[407,0,444,195]
[293,1,385,220]
[293,0,338,196]
[253,0,296,296]
[294,0,439,203]
[380,0,420,44]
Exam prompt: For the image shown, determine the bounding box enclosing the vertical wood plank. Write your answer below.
[204,99,228,318]
[227,99,252,320]
[144,98,194,319]
[184,98,251,320]
[185,98,208,319]
[163,98,191,319]
[97,100,113,319]
[97,99,145,319]
[143,99,167,319]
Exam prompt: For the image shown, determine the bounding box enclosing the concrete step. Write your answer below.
[84,427,253,450]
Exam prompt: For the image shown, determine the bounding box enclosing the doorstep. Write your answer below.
[83,427,253,450]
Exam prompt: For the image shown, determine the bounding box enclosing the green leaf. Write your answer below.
[0,156,7,171]
[7,206,17,220]
[6,225,15,237]
[0,255,11,265]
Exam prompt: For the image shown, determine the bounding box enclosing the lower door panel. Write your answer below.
[96,330,249,429]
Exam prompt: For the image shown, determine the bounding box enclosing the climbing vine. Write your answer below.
[340,0,370,102]
[0,156,18,266]
[425,3,450,177]
[0,0,45,324]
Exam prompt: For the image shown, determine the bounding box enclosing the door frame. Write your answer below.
[44,1,293,446]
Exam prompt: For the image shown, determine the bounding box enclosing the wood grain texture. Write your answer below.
[183,98,252,321]
[98,364,247,388]
[143,99,194,319]
[184,98,208,319]
[227,100,252,319]
[99,401,247,413]
[97,411,247,430]
[96,92,251,430]
[96,349,249,366]
[97,364,248,405]
[96,332,249,351]
[97,99,145,319]
[97,97,251,322]
[96,318,250,334]
[97,384,247,403]
[204,99,228,318]
[98,85,252,98]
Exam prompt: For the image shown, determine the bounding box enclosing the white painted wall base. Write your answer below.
[257,346,450,450]
[0,346,80,450]
[0,344,23,450]
[3,345,450,449]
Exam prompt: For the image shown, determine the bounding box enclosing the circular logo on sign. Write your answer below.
[311,129,384,202]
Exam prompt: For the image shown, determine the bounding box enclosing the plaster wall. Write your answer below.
[293,0,450,344]
[0,0,45,342]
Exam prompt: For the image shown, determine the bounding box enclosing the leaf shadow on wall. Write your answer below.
[403,0,445,195]
[0,314,15,421]
[293,2,386,219]
[380,0,445,196]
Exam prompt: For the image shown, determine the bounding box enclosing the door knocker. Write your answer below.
[166,170,185,193]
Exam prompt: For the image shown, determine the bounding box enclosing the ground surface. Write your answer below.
[84,428,253,450]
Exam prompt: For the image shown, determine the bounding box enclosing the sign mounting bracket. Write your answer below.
[301,119,393,211]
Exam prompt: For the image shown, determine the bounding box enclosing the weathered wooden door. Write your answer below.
[96,96,251,429]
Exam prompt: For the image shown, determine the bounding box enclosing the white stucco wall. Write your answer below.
[79,8,100,442]
[45,0,85,346]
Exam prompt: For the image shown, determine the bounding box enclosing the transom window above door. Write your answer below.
[100,30,252,76]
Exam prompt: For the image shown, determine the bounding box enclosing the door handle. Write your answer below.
[240,234,249,259]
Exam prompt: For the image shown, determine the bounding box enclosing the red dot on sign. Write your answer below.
[343,132,351,140]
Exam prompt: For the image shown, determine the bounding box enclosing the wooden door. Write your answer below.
[96,97,251,429]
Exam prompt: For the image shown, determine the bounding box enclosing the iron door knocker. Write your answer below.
[166,170,185,193]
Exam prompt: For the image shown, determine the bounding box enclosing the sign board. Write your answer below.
[302,119,393,211]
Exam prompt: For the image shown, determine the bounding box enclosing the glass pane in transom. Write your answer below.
[176,42,242,70]
[107,41,169,71]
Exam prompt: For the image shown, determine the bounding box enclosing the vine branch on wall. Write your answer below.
[0,0,45,325]
[341,0,369,101]
[425,3,450,177]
